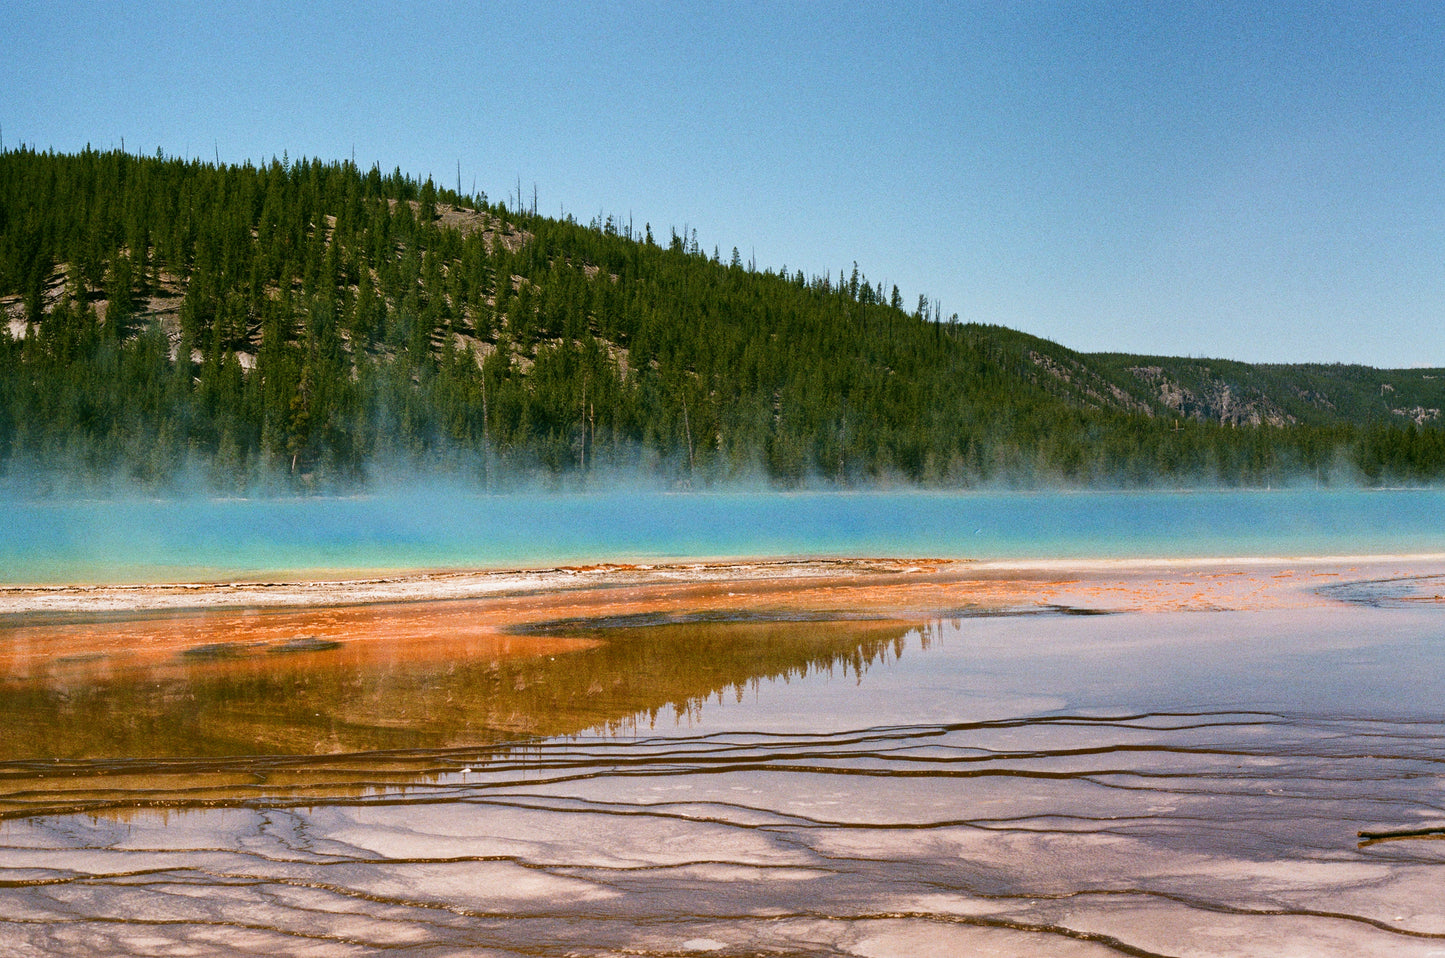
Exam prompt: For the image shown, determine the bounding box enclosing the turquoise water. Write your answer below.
[2,487,1443,584]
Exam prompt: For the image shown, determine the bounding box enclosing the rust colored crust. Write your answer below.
[0,557,1408,681]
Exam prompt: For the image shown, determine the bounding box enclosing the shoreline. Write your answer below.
[2,552,1443,618]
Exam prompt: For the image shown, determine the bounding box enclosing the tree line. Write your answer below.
[1,146,1442,491]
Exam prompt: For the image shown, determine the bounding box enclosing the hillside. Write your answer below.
[1,147,1442,489]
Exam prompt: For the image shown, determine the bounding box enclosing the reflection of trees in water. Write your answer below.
[0,618,921,762]
[578,619,928,734]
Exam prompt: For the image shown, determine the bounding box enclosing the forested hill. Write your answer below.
[1,147,1442,490]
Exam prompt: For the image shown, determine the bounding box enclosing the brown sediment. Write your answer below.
[0,613,923,804]
[0,600,603,682]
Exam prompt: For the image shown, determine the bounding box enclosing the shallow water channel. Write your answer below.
[1,587,1444,956]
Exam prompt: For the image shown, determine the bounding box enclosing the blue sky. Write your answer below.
[6,1,1443,367]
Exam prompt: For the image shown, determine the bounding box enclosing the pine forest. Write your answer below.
[2,147,1443,492]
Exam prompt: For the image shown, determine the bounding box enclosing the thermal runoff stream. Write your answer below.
[0,489,1443,956]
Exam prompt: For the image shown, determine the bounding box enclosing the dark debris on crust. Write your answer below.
[180,637,344,660]
[1319,574,1445,608]
[510,603,1118,636]
[269,636,344,654]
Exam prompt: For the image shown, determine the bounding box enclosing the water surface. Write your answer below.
[2,592,1443,956]
[5,487,1445,583]
[4,488,1443,954]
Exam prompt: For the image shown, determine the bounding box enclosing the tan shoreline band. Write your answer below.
[2,554,1442,618]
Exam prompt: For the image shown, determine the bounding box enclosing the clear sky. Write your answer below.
[6,1,1443,367]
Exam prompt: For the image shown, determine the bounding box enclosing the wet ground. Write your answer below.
[1,562,1443,956]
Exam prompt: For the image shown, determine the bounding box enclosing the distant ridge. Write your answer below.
[1,147,1441,489]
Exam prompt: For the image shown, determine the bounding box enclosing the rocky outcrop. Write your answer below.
[1028,351,1154,415]
[1391,406,1442,426]
[1128,366,1296,427]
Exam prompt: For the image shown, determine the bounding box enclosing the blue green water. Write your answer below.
[2,487,1443,584]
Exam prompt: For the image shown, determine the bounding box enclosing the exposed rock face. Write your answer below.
[1128,366,1296,427]
[1392,406,1442,426]
[1028,351,1154,415]
[1290,387,1335,411]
